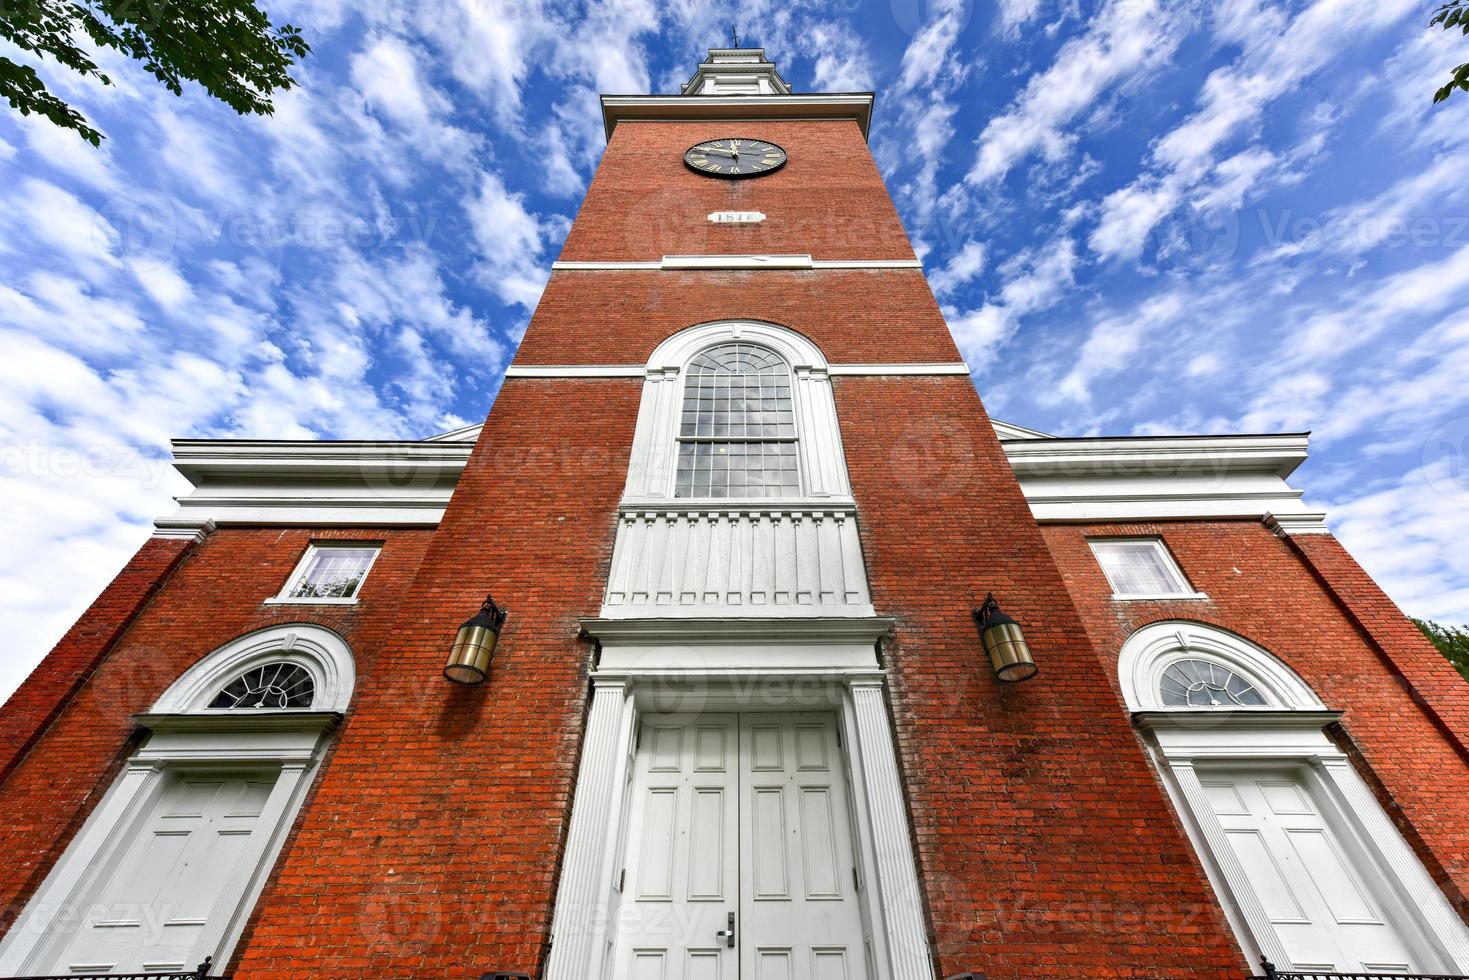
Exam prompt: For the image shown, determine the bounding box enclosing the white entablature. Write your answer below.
[149,403,1329,538]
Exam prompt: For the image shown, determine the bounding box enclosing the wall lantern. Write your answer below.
[444,595,508,685]
[972,593,1038,683]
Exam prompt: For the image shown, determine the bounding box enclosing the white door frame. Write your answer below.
[0,712,340,976]
[545,617,934,980]
[1136,709,1469,973]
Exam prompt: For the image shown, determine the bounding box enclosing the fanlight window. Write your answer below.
[675,343,799,498]
[208,662,316,709]
[1159,658,1268,708]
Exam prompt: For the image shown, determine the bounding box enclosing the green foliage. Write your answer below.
[1431,1,1469,104]
[0,0,310,144]
[1413,618,1469,682]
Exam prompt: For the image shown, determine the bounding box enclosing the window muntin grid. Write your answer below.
[1090,539,1193,597]
[207,662,316,709]
[285,545,379,600]
[675,343,799,498]
[1159,658,1269,708]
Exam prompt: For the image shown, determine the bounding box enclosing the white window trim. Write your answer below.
[266,542,382,605]
[543,621,931,980]
[1089,536,1207,601]
[624,320,853,503]
[0,625,354,976]
[1120,622,1469,971]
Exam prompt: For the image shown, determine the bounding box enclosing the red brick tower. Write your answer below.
[2,47,1468,980]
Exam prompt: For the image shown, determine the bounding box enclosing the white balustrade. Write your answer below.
[602,504,874,617]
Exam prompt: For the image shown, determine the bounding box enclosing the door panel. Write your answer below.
[1203,769,1416,972]
[614,714,868,980]
[615,716,740,980]
[739,715,867,980]
[54,771,278,974]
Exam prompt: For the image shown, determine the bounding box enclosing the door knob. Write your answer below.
[715,911,735,948]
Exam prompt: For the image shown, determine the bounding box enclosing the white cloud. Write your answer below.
[466,172,552,309]
[945,238,1078,368]
[1089,0,1418,261]
[1051,292,1187,404]
[995,0,1043,34]
[929,239,988,296]
[966,0,1184,186]
[1325,461,1469,623]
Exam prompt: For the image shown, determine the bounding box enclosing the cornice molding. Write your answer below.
[600,93,875,141]
[504,363,967,379]
[1263,511,1332,537]
[549,255,922,271]
[1001,432,1311,479]
[580,616,896,645]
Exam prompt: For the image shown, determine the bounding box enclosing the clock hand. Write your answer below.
[700,146,740,158]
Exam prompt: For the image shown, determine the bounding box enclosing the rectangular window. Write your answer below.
[274,544,380,603]
[1089,538,1200,599]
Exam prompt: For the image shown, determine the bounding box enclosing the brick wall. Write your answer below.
[838,378,1245,978]
[1039,520,1469,919]
[559,119,914,262]
[226,381,640,978]
[0,527,434,935]
[513,269,963,365]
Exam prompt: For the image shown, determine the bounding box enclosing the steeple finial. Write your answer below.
[728,25,740,48]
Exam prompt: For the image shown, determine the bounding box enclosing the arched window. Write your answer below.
[1118,621,1320,712]
[1158,658,1268,708]
[0,625,354,977]
[1117,621,1469,971]
[208,662,317,709]
[624,320,852,502]
[675,343,799,498]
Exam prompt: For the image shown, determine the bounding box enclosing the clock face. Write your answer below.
[684,138,787,178]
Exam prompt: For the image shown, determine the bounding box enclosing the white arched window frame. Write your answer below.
[0,625,352,977]
[623,321,851,502]
[1121,621,1469,973]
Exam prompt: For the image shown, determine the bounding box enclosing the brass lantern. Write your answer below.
[972,593,1038,683]
[444,595,508,685]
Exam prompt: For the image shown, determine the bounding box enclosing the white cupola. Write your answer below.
[681,48,791,96]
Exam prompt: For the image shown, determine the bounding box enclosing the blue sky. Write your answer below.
[2,0,1468,701]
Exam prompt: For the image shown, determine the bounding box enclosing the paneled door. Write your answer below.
[49,770,279,975]
[1200,769,1417,972]
[613,714,869,980]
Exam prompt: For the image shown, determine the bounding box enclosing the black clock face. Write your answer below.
[684,138,787,178]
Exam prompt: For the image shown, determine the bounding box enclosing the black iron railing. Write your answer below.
[1,958,222,980]
[1251,957,1469,980]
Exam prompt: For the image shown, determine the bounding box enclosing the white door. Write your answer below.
[50,770,279,975]
[1201,769,1417,972]
[613,714,870,980]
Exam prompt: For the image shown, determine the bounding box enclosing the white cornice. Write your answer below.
[549,255,922,271]
[151,517,217,542]
[1002,433,1310,479]
[152,428,1328,532]
[1001,432,1325,526]
[1264,511,1332,537]
[502,363,968,379]
[601,93,875,142]
[504,365,646,378]
[161,439,472,528]
[828,363,968,376]
[580,616,896,645]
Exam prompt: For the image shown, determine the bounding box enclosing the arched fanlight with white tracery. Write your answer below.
[1158,658,1268,708]
[207,662,316,710]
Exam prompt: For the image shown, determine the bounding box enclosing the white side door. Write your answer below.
[51,770,278,974]
[614,715,741,980]
[1201,769,1417,972]
[613,714,870,980]
[739,714,869,980]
